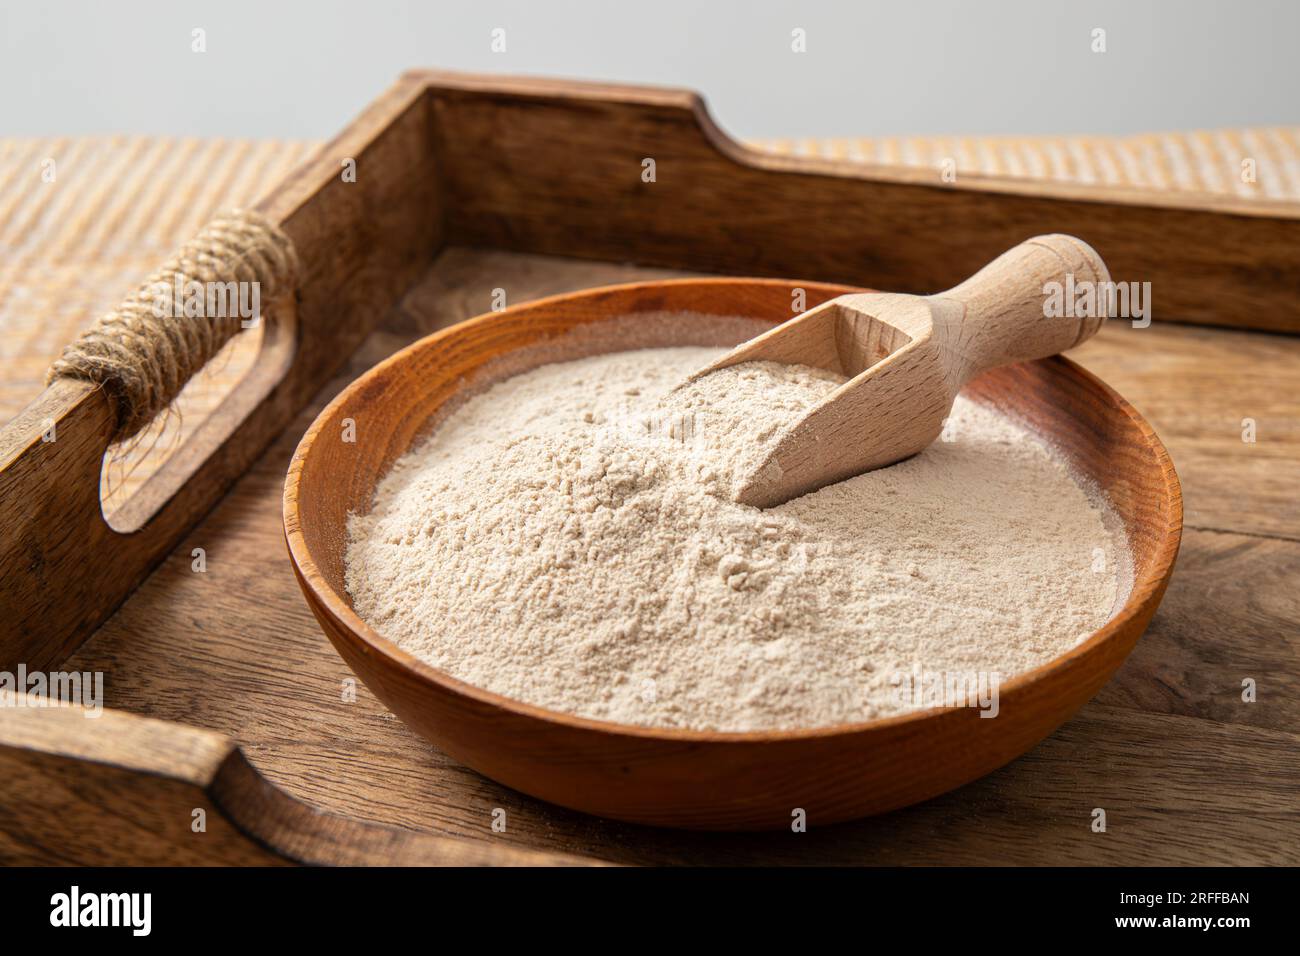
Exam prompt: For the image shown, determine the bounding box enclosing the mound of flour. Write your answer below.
[345,345,1122,732]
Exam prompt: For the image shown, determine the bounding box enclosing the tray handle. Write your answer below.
[0,70,438,675]
[0,210,301,669]
[0,701,588,865]
[47,210,298,443]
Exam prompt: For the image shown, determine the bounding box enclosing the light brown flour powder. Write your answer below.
[345,345,1124,732]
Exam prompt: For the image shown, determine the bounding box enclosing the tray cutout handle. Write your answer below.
[0,211,299,671]
[46,210,299,532]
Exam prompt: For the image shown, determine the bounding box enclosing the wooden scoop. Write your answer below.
[691,234,1111,507]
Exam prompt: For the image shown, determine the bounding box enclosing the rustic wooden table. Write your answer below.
[56,247,1300,866]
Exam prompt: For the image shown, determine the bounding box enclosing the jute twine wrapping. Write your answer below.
[47,209,298,442]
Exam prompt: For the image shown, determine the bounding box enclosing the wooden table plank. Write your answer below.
[1073,322,1300,540]
[65,248,1300,865]
[1095,529,1300,732]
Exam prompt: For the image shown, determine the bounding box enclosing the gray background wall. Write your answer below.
[2,0,1295,140]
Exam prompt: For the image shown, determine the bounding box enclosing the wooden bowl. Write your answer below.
[284,278,1182,830]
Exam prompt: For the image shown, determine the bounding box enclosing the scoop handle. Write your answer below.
[933,234,1110,377]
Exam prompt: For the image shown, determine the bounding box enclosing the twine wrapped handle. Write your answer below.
[48,209,298,442]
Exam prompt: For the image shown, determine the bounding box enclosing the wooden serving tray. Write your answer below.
[2,72,1298,864]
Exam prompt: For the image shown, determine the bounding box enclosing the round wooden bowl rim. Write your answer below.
[284,277,1184,744]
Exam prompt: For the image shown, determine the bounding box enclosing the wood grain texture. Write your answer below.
[57,250,1299,862]
[0,701,590,866]
[418,71,1300,334]
[1072,322,1300,540]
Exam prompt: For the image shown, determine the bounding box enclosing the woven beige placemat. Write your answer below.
[754,128,1300,198]
[2,130,1296,509]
